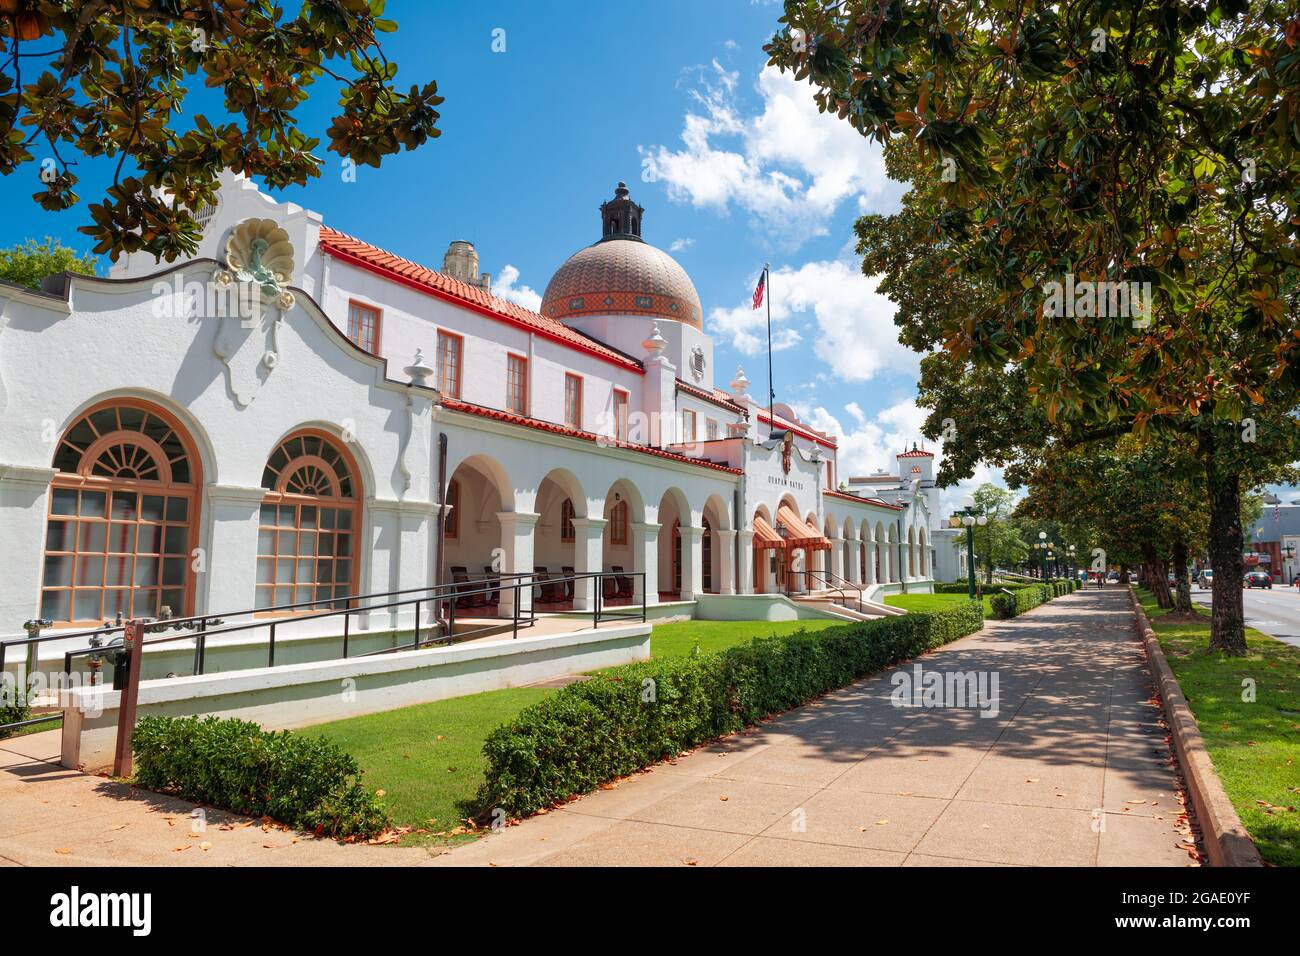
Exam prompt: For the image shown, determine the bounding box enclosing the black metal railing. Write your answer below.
[804,568,865,612]
[59,570,646,677]
[0,569,644,679]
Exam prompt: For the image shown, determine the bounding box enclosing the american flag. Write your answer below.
[752,269,766,310]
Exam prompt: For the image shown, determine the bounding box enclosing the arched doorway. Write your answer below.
[256,429,362,612]
[534,469,586,608]
[41,399,202,625]
[444,454,514,615]
[656,488,690,600]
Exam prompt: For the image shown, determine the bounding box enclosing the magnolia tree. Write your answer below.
[768,0,1300,653]
[0,0,443,261]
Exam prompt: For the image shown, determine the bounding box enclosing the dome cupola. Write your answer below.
[542,182,703,329]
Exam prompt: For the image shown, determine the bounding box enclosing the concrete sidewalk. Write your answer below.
[431,589,1200,867]
[0,730,435,867]
[0,588,1198,867]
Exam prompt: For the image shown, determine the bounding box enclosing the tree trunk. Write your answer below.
[1142,542,1173,608]
[1204,444,1246,655]
[1172,541,1193,613]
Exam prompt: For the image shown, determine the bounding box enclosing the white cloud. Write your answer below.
[640,63,905,246]
[708,259,914,382]
[793,398,1008,519]
[669,237,695,252]
[492,264,542,311]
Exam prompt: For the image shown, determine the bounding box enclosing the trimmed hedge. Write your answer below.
[476,603,985,818]
[933,580,1040,595]
[132,715,391,839]
[988,578,1078,619]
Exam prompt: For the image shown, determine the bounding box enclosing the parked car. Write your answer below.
[1107,571,1119,583]
[1195,569,1214,588]
[1244,571,1272,589]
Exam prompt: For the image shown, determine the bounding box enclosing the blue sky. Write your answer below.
[0,0,987,510]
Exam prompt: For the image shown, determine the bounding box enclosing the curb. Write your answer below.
[1127,588,1262,867]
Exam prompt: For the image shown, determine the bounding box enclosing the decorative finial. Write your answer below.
[404,347,434,386]
[642,323,667,356]
[730,365,750,396]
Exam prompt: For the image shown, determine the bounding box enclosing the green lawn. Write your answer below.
[647,617,842,659]
[886,591,993,616]
[303,616,844,846]
[1135,588,1300,867]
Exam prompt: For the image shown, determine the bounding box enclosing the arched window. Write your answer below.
[41,400,200,625]
[608,500,629,545]
[257,430,361,612]
[560,498,576,542]
[445,478,460,539]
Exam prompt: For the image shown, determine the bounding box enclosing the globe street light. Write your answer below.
[955,494,988,600]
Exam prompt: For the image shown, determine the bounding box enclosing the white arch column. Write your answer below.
[863,531,876,586]
[736,530,754,594]
[631,521,660,604]
[678,525,704,601]
[829,536,845,582]
[0,466,55,627]
[497,511,538,616]
[569,516,606,611]
[715,529,736,595]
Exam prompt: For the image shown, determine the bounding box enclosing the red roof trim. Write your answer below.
[757,411,838,449]
[675,379,745,414]
[439,398,742,475]
[898,449,934,458]
[824,489,904,511]
[319,229,644,374]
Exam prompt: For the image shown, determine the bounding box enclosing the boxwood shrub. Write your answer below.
[132,715,391,839]
[988,579,1077,619]
[476,602,985,818]
[933,581,1040,595]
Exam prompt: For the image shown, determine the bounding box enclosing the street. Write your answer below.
[1192,583,1300,649]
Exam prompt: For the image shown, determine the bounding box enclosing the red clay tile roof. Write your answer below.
[439,398,742,475]
[318,227,643,372]
[824,489,904,511]
[675,379,746,415]
[756,410,838,449]
[898,448,934,457]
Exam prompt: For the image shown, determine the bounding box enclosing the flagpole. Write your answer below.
[765,263,774,439]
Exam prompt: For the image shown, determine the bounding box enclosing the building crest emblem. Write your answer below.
[781,430,794,475]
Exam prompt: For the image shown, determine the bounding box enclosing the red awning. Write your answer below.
[775,505,832,551]
[752,514,786,550]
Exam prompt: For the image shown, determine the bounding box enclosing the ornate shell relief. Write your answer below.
[223,218,295,297]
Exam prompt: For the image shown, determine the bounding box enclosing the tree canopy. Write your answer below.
[769,0,1300,653]
[1,0,443,262]
[0,236,96,288]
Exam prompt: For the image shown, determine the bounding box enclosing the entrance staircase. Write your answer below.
[791,588,905,621]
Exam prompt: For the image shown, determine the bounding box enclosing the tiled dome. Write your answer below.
[541,183,703,329]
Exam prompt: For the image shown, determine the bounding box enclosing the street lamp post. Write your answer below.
[1035,530,1055,580]
[952,495,988,600]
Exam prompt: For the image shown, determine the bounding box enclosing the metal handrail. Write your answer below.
[0,573,545,675]
[52,569,646,679]
[804,568,864,612]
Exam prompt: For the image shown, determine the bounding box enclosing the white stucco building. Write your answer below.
[0,174,938,642]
